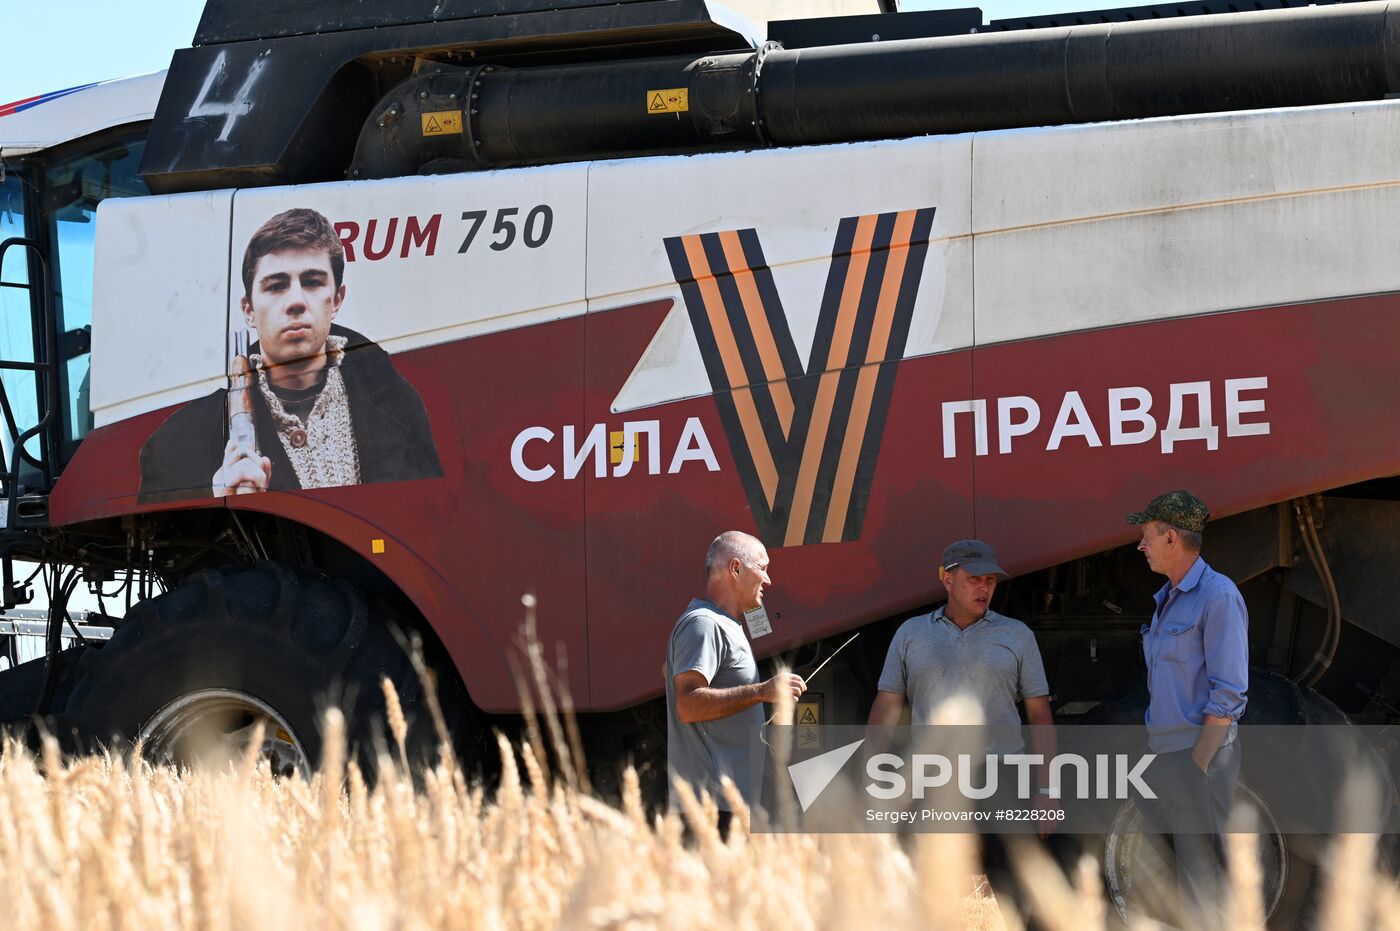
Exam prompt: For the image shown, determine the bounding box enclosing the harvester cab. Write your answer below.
[0,75,163,532]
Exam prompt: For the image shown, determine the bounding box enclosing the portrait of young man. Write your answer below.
[139,207,443,502]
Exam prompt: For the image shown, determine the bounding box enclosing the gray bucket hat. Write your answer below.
[940,539,1009,580]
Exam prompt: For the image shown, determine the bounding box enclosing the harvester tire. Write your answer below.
[1092,671,1375,930]
[57,562,470,776]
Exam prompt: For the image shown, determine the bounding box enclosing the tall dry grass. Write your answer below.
[0,718,1008,930]
[0,680,1394,929]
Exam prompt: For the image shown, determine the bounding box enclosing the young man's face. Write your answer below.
[241,247,344,366]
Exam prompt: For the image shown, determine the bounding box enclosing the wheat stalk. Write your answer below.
[3,664,1398,931]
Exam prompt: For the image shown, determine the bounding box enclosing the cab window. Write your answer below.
[39,133,148,457]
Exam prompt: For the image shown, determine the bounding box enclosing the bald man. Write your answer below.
[665,531,805,827]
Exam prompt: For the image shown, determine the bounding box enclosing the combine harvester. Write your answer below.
[3,0,1400,921]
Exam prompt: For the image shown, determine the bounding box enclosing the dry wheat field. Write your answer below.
[0,682,1396,931]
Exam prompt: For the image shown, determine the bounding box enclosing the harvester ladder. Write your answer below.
[0,237,60,528]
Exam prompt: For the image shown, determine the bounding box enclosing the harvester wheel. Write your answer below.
[58,562,469,776]
[1092,671,1379,930]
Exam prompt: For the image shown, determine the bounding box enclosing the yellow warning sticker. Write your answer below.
[647,88,689,114]
[609,430,640,465]
[796,700,821,749]
[421,110,464,136]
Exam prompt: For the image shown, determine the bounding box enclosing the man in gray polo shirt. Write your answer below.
[869,540,1051,733]
[869,540,1056,924]
[666,530,806,831]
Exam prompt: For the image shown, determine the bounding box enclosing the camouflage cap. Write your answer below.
[940,539,1009,580]
[1125,490,1210,533]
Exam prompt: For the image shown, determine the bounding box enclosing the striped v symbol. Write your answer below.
[665,208,937,548]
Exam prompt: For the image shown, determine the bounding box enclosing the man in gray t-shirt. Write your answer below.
[666,531,806,819]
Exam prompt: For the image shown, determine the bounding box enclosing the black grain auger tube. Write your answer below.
[143,0,1400,191]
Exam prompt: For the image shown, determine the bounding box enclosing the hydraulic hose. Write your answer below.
[1293,496,1343,687]
[352,1,1400,178]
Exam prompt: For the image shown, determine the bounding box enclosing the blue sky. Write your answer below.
[0,0,204,104]
[1,1,1105,105]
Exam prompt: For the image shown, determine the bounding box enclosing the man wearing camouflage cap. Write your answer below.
[1127,490,1249,922]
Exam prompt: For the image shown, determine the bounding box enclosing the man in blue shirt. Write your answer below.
[1127,489,1249,923]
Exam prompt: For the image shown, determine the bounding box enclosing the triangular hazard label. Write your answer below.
[798,706,818,725]
[425,116,442,133]
[649,93,666,111]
